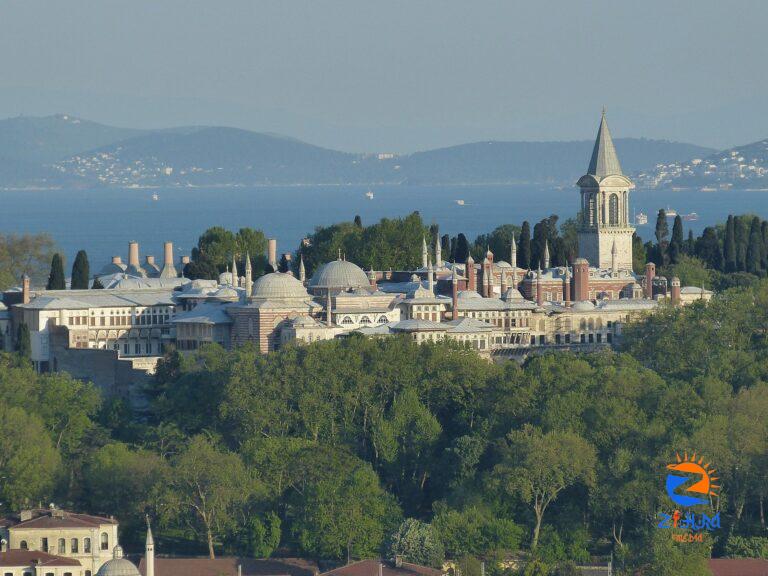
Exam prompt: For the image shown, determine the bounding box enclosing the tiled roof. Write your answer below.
[0,550,82,567]
[708,558,768,576]
[171,303,234,325]
[587,111,623,178]
[321,560,440,576]
[3,509,117,530]
[137,557,317,576]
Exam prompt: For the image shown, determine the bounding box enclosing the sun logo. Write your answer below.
[665,452,720,507]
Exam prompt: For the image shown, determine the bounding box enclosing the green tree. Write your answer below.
[669,215,684,264]
[0,233,56,290]
[388,518,445,568]
[724,215,737,272]
[0,405,60,509]
[432,504,522,558]
[160,435,256,559]
[232,513,281,558]
[695,227,723,271]
[292,449,401,562]
[746,216,763,275]
[519,221,532,269]
[15,323,31,359]
[664,255,711,289]
[46,252,66,290]
[632,232,646,274]
[455,233,471,263]
[494,427,596,549]
[654,209,669,266]
[734,215,748,271]
[70,250,90,289]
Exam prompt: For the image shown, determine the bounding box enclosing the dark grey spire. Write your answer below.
[587,110,623,177]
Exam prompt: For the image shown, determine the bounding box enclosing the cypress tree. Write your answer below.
[746,216,763,274]
[724,215,737,273]
[669,215,684,264]
[531,221,548,268]
[686,230,695,255]
[15,323,31,359]
[734,216,747,271]
[353,215,362,228]
[519,221,532,269]
[696,227,723,271]
[654,209,669,266]
[71,250,90,290]
[46,253,66,290]
[441,234,450,257]
[91,276,105,289]
[455,233,470,263]
[762,220,768,270]
[278,254,291,273]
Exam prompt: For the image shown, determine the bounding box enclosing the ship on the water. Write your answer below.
[634,210,648,225]
[682,212,699,222]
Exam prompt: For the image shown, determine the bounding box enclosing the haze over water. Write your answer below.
[4,185,767,271]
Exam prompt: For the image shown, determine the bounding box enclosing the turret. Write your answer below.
[564,265,571,306]
[244,252,253,297]
[500,270,507,293]
[368,268,377,290]
[573,258,590,302]
[671,276,681,306]
[644,262,656,299]
[231,254,238,286]
[268,238,277,270]
[427,260,434,294]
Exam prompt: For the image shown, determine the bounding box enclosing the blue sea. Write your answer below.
[2,184,768,268]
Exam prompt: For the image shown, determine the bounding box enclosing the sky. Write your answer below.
[1,1,767,153]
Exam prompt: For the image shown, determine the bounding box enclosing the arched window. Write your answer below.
[71,538,78,553]
[58,538,66,554]
[100,532,109,551]
[341,316,353,325]
[609,193,619,226]
[588,195,596,226]
[20,541,28,550]
[84,538,91,553]
[377,316,389,324]
[359,316,371,324]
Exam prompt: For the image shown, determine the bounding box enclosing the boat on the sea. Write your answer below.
[634,211,648,225]
[664,206,678,217]
[682,212,699,222]
[152,193,159,201]
[700,186,717,192]
[365,190,374,200]
[456,199,465,206]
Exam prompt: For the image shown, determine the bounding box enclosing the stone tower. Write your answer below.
[576,111,635,271]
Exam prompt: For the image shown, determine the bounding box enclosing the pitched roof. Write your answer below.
[2,509,117,530]
[587,111,623,178]
[321,560,441,576]
[137,557,317,576]
[708,558,768,576]
[0,550,82,567]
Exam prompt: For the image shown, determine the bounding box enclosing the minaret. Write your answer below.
[577,111,635,271]
[451,265,459,320]
[435,234,442,268]
[427,260,434,294]
[422,237,428,269]
[145,517,155,576]
[231,254,238,286]
[511,235,517,287]
[244,252,252,298]
[611,240,618,276]
[536,268,543,306]
[543,241,550,269]
[564,265,571,306]
[299,255,306,283]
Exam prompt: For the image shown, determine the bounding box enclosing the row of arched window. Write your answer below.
[18,532,109,554]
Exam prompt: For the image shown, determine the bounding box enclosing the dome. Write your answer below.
[458,290,482,299]
[251,272,309,300]
[213,286,239,300]
[496,261,512,268]
[501,288,525,301]
[97,547,140,576]
[572,300,595,311]
[309,260,370,290]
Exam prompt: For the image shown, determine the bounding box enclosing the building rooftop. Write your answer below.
[1,508,117,530]
[587,110,623,178]
[137,557,317,576]
[321,559,440,576]
[0,550,82,568]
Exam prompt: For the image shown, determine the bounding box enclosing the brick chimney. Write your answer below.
[671,276,681,305]
[22,274,31,304]
[145,255,155,266]
[112,256,123,265]
[573,258,590,302]
[466,254,476,293]
[268,238,277,269]
[128,241,140,269]
[645,262,656,299]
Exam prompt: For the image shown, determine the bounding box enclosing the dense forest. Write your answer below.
[3,276,768,576]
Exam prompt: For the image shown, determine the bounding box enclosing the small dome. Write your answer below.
[213,286,239,300]
[572,300,595,311]
[251,272,309,300]
[96,547,140,576]
[458,290,482,299]
[496,261,512,268]
[501,288,525,301]
[309,260,370,290]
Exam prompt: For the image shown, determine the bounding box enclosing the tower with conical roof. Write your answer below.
[576,111,635,271]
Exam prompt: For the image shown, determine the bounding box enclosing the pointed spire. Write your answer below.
[435,233,442,268]
[587,110,623,177]
[543,241,550,269]
[146,515,154,545]
[299,254,306,283]
[231,254,238,284]
[422,236,428,268]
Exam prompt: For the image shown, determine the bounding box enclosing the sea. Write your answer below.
[2,184,768,269]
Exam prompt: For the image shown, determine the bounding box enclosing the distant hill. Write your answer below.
[635,138,768,189]
[0,114,718,188]
[0,114,142,165]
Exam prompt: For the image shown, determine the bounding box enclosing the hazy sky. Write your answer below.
[1,1,766,152]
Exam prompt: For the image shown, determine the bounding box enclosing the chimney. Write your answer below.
[671,277,681,306]
[181,256,191,265]
[146,255,155,266]
[22,274,31,304]
[573,258,590,302]
[466,254,476,292]
[536,269,543,306]
[112,256,123,265]
[268,238,277,269]
[160,242,178,278]
[129,241,140,269]
[644,262,656,299]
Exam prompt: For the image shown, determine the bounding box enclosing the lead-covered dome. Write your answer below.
[309,260,369,290]
[251,272,309,300]
[96,547,140,576]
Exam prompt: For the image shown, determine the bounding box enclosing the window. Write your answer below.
[71,538,78,553]
[6,571,14,576]
[84,538,91,553]
[609,193,619,226]
[341,316,353,325]
[64,572,72,576]
[20,540,28,550]
[58,538,66,553]
[100,532,109,551]
[86,572,91,576]
[42,537,49,552]
[377,316,388,324]
[360,316,371,324]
